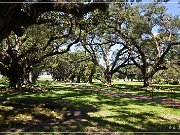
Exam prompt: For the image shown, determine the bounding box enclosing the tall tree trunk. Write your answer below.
[76,75,81,83]
[3,44,24,88]
[88,74,93,84]
[9,76,19,88]
[104,72,112,86]
[143,77,149,87]
[69,74,76,83]
[8,63,23,88]
[143,66,156,87]
[143,74,152,87]
[29,72,39,84]
[88,69,95,84]
[29,72,33,83]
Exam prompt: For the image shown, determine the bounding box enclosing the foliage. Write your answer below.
[0,11,81,88]
[0,1,108,41]
[80,4,130,85]
[0,1,179,88]
[118,65,141,81]
[106,3,180,86]
[153,62,180,85]
[48,51,97,83]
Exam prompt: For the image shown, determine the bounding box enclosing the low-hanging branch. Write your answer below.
[155,41,180,68]
[0,0,108,41]
[31,28,82,65]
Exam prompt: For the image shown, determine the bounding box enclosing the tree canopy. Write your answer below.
[0,0,108,41]
[0,1,179,88]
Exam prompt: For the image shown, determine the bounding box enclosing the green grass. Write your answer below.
[0,76,8,87]
[70,81,180,101]
[0,80,179,133]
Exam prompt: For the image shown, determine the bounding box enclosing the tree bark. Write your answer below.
[76,75,81,83]
[88,68,95,84]
[104,72,112,86]
[143,77,150,87]
[5,46,24,88]
[29,72,39,84]
[69,74,76,83]
[142,73,153,87]
[8,63,23,88]
[88,74,93,84]
[0,1,108,42]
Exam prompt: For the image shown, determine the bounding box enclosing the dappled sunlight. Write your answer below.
[0,82,179,132]
[0,0,179,133]
[9,114,33,123]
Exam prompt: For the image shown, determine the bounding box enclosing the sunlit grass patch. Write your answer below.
[71,82,180,101]
[33,106,63,119]
[0,80,179,132]
[0,105,14,111]
[10,114,33,122]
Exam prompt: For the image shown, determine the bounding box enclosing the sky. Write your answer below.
[163,0,179,15]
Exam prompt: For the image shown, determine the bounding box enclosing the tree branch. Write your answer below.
[31,27,81,64]
[0,1,108,41]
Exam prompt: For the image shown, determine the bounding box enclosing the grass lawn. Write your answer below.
[0,79,179,133]
[70,80,180,101]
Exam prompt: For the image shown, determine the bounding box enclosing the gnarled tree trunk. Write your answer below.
[143,76,152,87]
[7,61,24,88]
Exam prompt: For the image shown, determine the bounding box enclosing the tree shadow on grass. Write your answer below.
[92,83,180,101]
[0,97,97,132]
[0,85,179,133]
[0,86,100,132]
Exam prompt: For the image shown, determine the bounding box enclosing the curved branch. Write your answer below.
[0,1,108,41]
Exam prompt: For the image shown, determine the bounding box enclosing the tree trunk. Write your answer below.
[9,76,19,88]
[143,75,152,87]
[28,72,33,83]
[142,67,155,87]
[88,69,95,84]
[104,72,112,86]
[76,75,81,83]
[88,74,93,84]
[8,63,23,89]
[31,72,39,84]
[69,74,75,83]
